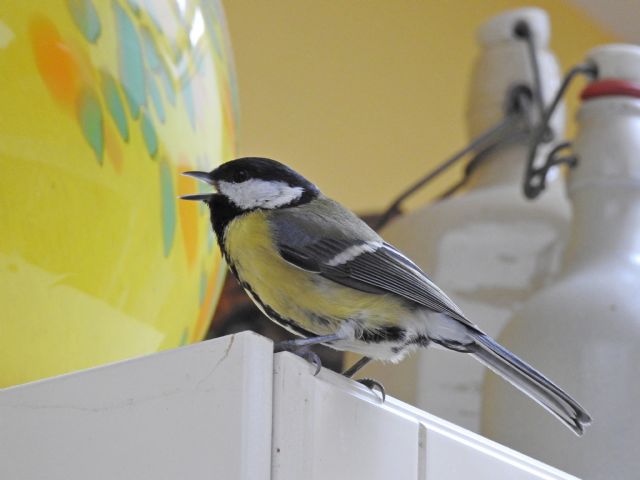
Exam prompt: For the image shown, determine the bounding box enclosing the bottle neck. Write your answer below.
[562,97,640,273]
[562,186,640,273]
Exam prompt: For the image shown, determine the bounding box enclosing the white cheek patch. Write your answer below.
[218,179,304,210]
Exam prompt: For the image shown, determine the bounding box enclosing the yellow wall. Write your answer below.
[222,1,616,213]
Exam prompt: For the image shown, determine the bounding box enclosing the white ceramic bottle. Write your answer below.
[481,44,640,479]
[354,8,570,433]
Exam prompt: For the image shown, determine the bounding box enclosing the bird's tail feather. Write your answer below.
[468,330,592,436]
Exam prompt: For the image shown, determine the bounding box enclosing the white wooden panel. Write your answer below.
[421,424,580,480]
[0,331,579,480]
[272,352,421,480]
[383,397,578,480]
[0,332,273,480]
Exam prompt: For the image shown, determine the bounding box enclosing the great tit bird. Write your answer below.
[181,157,591,436]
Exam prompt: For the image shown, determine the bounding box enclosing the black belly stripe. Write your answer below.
[262,304,318,338]
[224,255,421,348]
[230,268,317,339]
[209,199,317,339]
[219,248,237,277]
[409,335,430,347]
[358,325,406,343]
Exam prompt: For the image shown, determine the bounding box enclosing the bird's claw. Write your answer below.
[274,342,322,376]
[357,377,386,402]
[305,351,322,376]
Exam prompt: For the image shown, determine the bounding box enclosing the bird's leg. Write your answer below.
[342,356,386,402]
[342,356,372,378]
[274,333,344,376]
[275,333,344,351]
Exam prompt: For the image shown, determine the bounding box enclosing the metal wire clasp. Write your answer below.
[522,63,598,198]
[375,20,597,230]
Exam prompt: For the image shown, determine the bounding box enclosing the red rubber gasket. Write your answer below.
[581,79,640,100]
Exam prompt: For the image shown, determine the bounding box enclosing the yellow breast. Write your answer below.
[223,210,407,336]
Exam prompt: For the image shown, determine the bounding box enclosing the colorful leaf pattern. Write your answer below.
[28,0,237,344]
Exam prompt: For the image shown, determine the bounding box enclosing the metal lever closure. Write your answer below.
[523,52,598,200]
[376,20,597,230]
[375,21,537,231]
[374,88,531,231]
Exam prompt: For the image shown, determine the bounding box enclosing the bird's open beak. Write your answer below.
[182,170,215,184]
[179,171,216,201]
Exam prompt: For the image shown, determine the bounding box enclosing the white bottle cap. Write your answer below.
[477,7,550,48]
[586,44,640,81]
[571,44,640,191]
[468,7,563,140]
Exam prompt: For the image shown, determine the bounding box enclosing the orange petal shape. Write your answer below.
[30,16,81,109]
[104,124,124,174]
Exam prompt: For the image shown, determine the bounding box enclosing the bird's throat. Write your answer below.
[207,194,244,250]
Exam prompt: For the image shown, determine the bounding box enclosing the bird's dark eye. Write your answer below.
[233,169,249,183]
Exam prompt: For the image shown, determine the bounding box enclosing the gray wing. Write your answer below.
[270,197,472,326]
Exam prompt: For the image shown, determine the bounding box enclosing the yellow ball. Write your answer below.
[0,0,236,387]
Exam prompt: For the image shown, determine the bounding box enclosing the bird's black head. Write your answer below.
[180,157,320,211]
